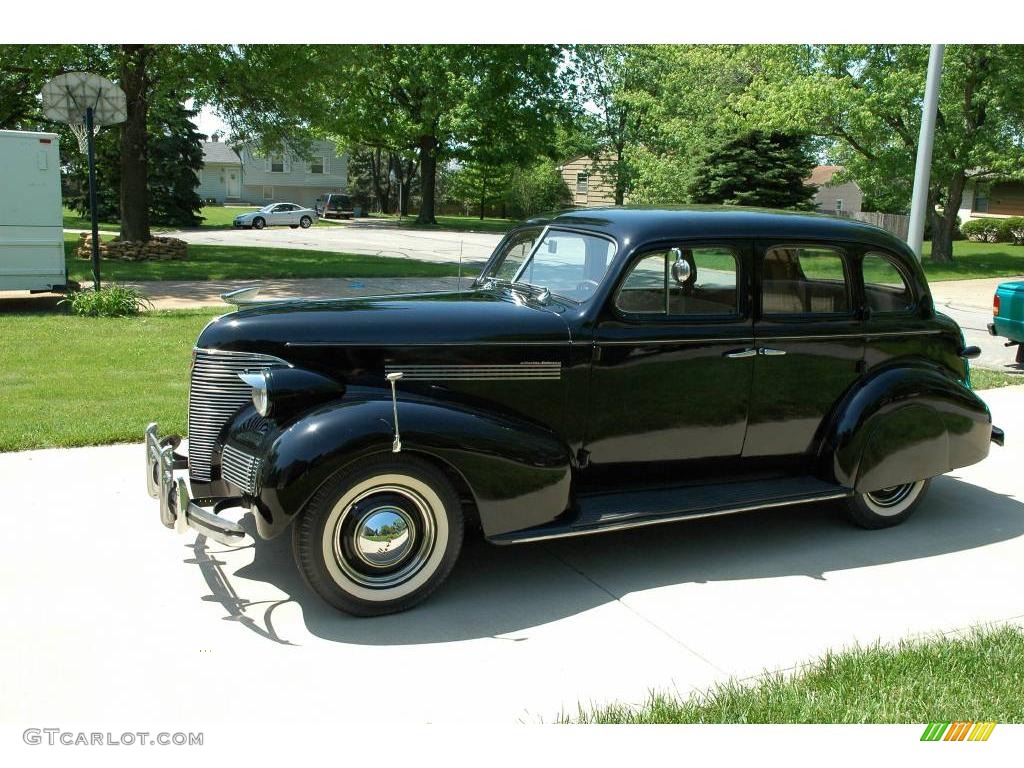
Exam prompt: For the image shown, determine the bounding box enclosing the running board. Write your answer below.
[490,476,853,544]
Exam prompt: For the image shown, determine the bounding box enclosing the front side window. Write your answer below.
[862,252,914,313]
[485,227,542,282]
[616,247,739,316]
[761,246,849,315]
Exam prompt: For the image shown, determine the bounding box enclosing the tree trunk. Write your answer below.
[930,172,966,264]
[614,147,626,206]
[479,173,486,220]
[416,134,438,225]
[119,45,151,243]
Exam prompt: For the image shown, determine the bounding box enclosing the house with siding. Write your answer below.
[807,165,863,214]
[958,178,1024,222]
[196,136,348,208]
[559,154,619,208]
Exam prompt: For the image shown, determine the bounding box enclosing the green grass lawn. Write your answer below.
[923,241,1024,281]
[61,206,120,232]
[567,625,1024,723]
[62,232,465,281]
[970,368,1023,390]
[0,310,217,451]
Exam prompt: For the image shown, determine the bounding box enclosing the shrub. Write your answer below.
[1003,217,1024,245]
[60,284,153,317]
[960,218,1010,243]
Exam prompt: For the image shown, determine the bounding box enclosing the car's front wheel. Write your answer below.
[842,479,930,529]
[299,215,313,228]
[252,217,266,230]
[293,454,464,616]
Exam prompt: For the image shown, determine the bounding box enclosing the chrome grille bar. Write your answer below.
[187,348,287,482]
[221,443,261,494]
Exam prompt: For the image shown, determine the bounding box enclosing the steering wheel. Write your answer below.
[575,279,600,297]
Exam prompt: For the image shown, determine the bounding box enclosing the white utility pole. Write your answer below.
[907,44,945,260]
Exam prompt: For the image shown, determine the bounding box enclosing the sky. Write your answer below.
[190,101,231,141]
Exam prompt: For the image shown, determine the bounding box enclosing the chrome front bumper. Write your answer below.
[145,423,251,546]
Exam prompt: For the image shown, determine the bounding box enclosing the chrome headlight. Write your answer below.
[238,370,271,417]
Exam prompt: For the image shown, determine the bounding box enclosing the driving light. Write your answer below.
[238,370,271,417]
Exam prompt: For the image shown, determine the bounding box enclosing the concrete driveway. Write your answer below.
[932,276,1024,371]
[163,220,503,269]
[1,387,1020,725]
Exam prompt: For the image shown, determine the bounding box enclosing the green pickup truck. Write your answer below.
[990,280,1024,366]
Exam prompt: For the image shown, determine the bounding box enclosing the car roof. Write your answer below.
[526,206,916,260]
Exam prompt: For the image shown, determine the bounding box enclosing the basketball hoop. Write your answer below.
[41,72,127,291]
[42,72,127,152]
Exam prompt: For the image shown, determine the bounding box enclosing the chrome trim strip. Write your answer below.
[499,492,853,544]
[599,337,755,346]
[384,363,562,381]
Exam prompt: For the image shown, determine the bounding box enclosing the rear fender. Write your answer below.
[252,394,571,539]
[821,362,992,492]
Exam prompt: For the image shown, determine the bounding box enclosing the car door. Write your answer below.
[743,241,864,462]
[271,204,291,225]
[583,241,755,488]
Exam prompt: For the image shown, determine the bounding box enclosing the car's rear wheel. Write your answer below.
[843,479,930,529]
[292,454,464,616]
[252,217,266,230]
[299,215,313,228]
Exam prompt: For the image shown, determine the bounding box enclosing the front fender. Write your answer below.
[821,361,992,492]
[249,392,572,539]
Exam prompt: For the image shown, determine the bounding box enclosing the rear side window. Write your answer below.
[862,252,914,313]
[761,246,849,316]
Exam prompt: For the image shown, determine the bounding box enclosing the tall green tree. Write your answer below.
[570,44,665,205]
[689,131,816,209]
[0,44,326,240]
[740,44,1024,262]
[318,45,565,224]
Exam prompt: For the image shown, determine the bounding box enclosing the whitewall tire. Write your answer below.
[843,479,931,529]
[293,454,464,616]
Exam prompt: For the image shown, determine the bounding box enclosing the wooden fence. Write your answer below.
[830,210,910,240]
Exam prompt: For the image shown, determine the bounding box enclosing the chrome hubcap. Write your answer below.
[353,507,414,569]
[332,486,437,589]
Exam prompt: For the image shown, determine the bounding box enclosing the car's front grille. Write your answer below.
[221,443,261,494]
[188,349,287,483]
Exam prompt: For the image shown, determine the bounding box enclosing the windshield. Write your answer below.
[480,228,617,303]
[259,204,275,212]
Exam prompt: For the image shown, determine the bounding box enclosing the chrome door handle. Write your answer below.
[724,348,758,358]
[760,347,787,356]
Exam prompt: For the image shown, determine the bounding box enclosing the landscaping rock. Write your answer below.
[77,234,189,262]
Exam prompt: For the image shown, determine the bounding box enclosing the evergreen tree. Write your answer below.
[689,132,817,210]
[65,97,203,229]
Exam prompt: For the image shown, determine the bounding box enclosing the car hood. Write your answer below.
[196,289,573,353]
[234,212,260,220]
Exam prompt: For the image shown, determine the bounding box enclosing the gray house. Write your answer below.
[196,136,348,208]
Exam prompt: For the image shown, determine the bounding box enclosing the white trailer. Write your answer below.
[0,129,68,292]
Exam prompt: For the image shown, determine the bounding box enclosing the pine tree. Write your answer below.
[689,132,817,210]
[66,96,203,229]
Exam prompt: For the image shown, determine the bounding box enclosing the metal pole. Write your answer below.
[85,106,101,290]
[907,44,944,261]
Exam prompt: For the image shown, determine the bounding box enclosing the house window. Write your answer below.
[576,172,589,195]
[975,192,989,213]
[835,199,844,212]
[270,155,285,173]
[310,157,326,174]
[263,186,274,200]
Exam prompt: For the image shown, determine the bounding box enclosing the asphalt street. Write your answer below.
[1,387,1020,725]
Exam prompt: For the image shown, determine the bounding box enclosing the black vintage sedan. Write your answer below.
[146,207,1002,616]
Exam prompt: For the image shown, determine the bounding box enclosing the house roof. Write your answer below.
[201,141,241,166]
[807,165,847,186]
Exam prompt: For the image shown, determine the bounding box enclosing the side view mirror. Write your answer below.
[670,248,691,286]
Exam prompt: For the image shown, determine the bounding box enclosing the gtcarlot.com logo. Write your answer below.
[23,729,203,746]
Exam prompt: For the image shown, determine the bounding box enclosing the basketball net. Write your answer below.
[68,121,101,154]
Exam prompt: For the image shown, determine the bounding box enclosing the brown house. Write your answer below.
[959,179,1024,221]
[807,165,864,214]
[559,155,619,208]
